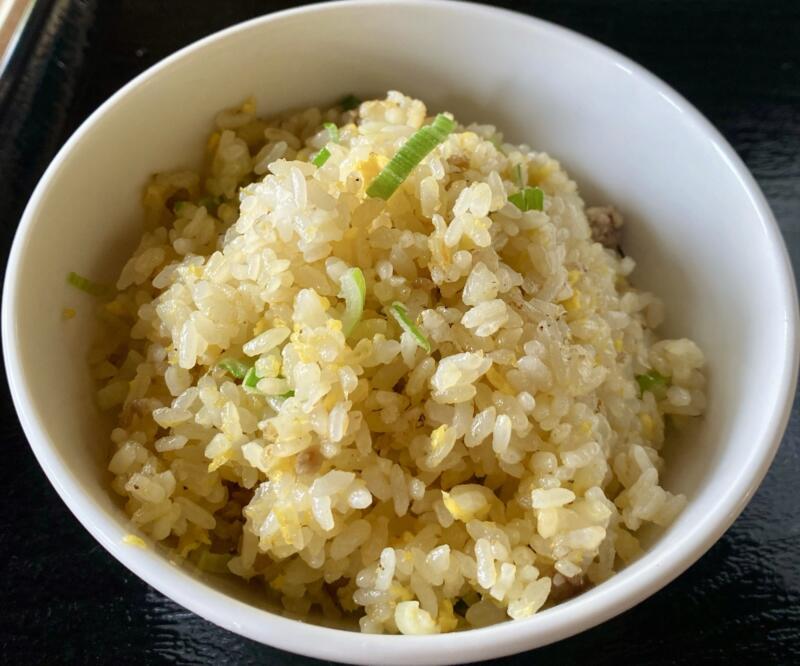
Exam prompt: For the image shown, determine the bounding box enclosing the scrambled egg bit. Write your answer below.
[122,534,147,549]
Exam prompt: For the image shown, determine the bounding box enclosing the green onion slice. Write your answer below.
[312,146,331,167]
[340,267,366,337]
[197,195,222,210]
[218,358,251,379]
[636,370,670,398]
[339,94,361,111]
[242,367,295,399]
[323,122,339,143]
[266,391,294,411]
[312,123,339,168]
[243,366,261,391]
[67,271,112,298]
[389,302,431,353]
[508,186,544,212]
[513,164,524,188]
[366,114,456,200]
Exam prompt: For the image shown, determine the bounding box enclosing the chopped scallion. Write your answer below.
[389,302,431,353]
[339,94,361,111]
[218,359,251,379]
[636,370,670,398]
[312,146,331,167]
[243,366,260,390]
[198,195,222,210]
[323,122,339,143]
[340,267,366,337]
[266,391,294,412]
[513,164,524,188]
[366,113,456,200]
[67,271,111,298]
[508,186,544,212]
[312,123,339,168]
[242,367,294,398]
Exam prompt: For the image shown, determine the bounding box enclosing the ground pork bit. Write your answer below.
[587,205,624,250]
[448,154,469,170]
[295,446,322,475]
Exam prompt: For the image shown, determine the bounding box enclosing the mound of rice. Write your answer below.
[93,92,706,634]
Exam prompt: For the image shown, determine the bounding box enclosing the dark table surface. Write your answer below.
[1,1,798,664]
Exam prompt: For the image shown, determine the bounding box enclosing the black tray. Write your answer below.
[1,1,798,663]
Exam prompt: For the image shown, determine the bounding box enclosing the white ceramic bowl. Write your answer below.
[4,1,798,663]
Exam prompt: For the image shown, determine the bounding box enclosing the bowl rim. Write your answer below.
[3,0,798,663]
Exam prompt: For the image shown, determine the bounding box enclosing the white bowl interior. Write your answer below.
[5,1,796,663]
